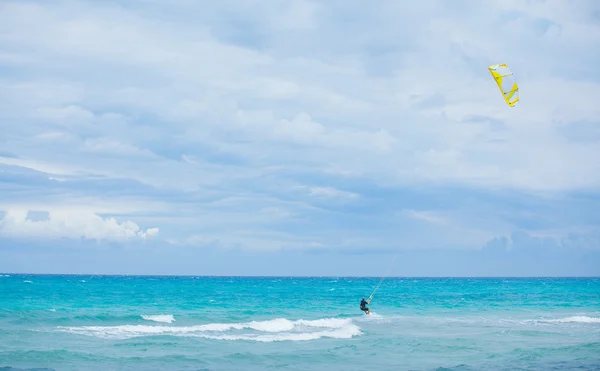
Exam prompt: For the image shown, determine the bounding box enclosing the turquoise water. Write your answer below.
[1,275,599,370]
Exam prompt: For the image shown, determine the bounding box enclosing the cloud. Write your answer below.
[0,0,599,274]
[401,210,446,225]
[299,185,359,200]
[0,208,159,242]
[35,104,95,126]
[1,229,597,276]
[1,0,598,192]
[484,229,600,255]
[0,156,80,177]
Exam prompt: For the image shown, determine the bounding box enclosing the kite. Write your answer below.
[488,63,519,107]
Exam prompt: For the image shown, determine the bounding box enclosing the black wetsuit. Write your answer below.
[360,299,369,312]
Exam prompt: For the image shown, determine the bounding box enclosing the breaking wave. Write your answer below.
[141,314,175,323]
[56,317,361,342]
[538,316,600,324]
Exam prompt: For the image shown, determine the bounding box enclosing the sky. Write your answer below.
[0,0,599,276]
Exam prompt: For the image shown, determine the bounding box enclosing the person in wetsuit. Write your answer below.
[360,297,370,314]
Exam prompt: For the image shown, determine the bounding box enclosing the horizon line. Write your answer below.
[2,272,599,279]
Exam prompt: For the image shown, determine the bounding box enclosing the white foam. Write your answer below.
[141,314,175,324]
[23,280,32,283]
[245,318,295,332]
[187,326,360,342]
[541,316,600,324]
[56,317,361,342]
[296,318,351,328]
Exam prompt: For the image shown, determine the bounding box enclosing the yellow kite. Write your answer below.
[488,63,519,107]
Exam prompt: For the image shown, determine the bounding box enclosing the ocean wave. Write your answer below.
[55,317,361,342]
[350,313,600,328]
[141,314,175,324]
[539,316,600,324]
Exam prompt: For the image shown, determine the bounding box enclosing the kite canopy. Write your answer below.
[488,63,519,107]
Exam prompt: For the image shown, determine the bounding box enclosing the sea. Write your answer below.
[0,275,599,371]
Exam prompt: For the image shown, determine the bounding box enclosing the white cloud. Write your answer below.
[0,0,599,257]
[82,137,155,157]
[401,210,446,225]
[0,196,173,217]
[0,208,159,242]
[35,105,94,126]
[304,186,358,200]
[0,156,81,177]
[1,0,596,191]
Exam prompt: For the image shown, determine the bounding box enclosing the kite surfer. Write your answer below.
[360,297,370,314]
